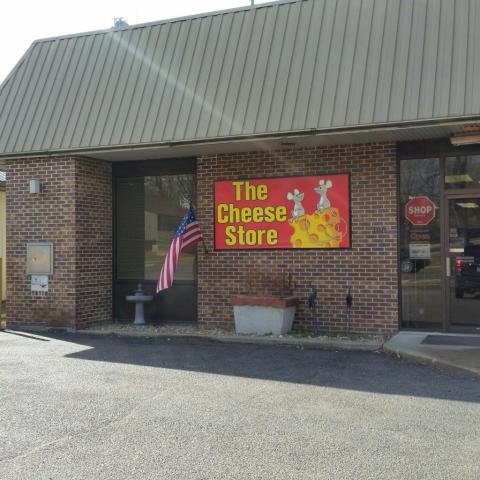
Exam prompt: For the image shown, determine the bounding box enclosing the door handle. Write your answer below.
[446,257,451,277]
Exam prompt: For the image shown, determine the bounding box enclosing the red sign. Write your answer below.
[405,197,436,225]
[214,175,350,249]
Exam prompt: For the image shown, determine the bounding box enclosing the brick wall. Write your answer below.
[5,144,397,332]
[197,143,399,333]
[74,158,112,328]
[5,156,112,329]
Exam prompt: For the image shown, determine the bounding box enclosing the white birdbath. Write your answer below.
[126,283,154,325]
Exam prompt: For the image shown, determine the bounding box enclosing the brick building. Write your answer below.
[1,0,480,334]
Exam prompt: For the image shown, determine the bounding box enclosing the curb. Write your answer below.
[77,329,383,352]
[382,345,480,378]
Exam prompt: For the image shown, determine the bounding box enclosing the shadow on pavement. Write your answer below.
[35,332,480,403]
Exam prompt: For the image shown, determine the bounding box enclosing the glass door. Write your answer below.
[446,196,480,332]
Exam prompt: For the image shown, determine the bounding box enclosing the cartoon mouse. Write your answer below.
[314,179,333,212]
[287,189,305,221]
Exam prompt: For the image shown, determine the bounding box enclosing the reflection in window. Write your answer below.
[445,155,480,189]
[399,158,441,329]
[448,198,480,327]
[144,175,196,281]
[116,177,145,279]
[116,174,196,282]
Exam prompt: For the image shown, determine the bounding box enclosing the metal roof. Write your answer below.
[0,0,480,157]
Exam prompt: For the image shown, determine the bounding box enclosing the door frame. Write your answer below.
[398,139,480,333]
[442,192,480,333]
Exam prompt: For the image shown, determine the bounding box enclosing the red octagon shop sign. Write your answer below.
[405,196,437,225]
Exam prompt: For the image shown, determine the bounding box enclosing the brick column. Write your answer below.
[5,156,112,330]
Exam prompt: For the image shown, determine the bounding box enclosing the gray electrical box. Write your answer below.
[26,242,53,275]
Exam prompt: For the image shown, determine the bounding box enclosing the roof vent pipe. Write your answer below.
[113,18,129,28]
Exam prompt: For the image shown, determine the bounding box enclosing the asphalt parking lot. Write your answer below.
[0,331,479,480]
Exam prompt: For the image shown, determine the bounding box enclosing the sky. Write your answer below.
[0,0,274,84]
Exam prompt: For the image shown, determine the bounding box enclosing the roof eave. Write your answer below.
[0,116,479,161]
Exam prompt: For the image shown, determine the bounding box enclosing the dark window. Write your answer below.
[445,155,480,190]
[114,168,197,323]
[115,174,196,281]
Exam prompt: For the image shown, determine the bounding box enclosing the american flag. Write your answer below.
[156,206,203,293]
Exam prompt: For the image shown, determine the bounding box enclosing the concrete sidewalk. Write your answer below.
[384,331,480,377]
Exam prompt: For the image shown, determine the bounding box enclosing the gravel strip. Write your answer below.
[80,323,386,351]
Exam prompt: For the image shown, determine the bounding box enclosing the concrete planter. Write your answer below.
[231,296,299,335]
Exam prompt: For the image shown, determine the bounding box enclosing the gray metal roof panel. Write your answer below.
[1,0,480,156]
